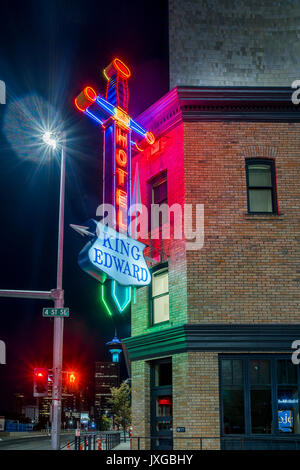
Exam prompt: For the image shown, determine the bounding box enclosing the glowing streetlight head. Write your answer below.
[43,131,57,149]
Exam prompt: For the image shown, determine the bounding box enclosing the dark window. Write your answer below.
[154,361,172,387]
[221,359,245,434]
[249,360,272,434]
[149,171,167,231]
[152,174,167,206]
[220,356,300,437]
[277,359,298,385]
[245,159,277,213]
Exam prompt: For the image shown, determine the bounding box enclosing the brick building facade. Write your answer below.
[169,0,300,88]
[123,87,300,450]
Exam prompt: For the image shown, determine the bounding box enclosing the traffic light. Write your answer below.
[33,368,48,397]
[65,371,78,391]
[69,373,76,385]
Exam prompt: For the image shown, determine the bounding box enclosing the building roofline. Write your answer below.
[134,86,300,142]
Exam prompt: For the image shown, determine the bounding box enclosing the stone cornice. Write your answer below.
[134,87,300,141]
[122,324,300,361]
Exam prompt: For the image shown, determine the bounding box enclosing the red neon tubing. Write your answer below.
[113,58,131,79]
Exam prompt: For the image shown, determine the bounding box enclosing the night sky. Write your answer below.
[0,0,169,412]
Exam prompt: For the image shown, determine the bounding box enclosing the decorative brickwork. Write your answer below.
[172,352,220,450]
[131,360,151,450]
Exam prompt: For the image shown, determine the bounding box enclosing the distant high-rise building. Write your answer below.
[94,361,120,419]
[22,405,39,423]
[13,393,24,416]
[39,375,79,426]
[39,379,52,424]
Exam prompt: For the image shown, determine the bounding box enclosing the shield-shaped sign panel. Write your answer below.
[78,222,150,287]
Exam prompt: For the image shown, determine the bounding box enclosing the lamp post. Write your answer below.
[0,130,67,450]
[44,131,66,451]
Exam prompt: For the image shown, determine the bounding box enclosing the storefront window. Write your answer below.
[250,360,272,434]
[277,360,300,434]
[221,359,245,434]
[220,356,300,437]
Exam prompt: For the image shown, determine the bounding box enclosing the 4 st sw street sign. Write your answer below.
[42,308,70,318]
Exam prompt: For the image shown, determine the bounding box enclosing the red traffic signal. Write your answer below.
[65,371,78,391]
[33,368,48,397]
[68,371,77,386]
[69,373,76,384]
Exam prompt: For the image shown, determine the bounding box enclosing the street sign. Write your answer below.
[42,308,69,318]
[176,427,185,433]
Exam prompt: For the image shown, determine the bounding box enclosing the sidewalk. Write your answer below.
[113,440,130,450]
[0,430,73,440]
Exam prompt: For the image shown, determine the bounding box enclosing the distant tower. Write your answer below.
[106,330,123,363]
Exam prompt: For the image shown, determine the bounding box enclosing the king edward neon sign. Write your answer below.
[79,223,150,287]
[74,58,154,315]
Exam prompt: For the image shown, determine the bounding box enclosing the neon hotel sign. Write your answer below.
[74,59,154,311]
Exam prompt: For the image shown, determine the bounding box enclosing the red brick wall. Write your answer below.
[131,124,188,337]
[184,121,300,323]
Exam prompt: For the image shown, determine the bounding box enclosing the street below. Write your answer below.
[0,433,72,450]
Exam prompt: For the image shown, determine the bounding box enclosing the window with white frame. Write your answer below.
[152,269,169,324]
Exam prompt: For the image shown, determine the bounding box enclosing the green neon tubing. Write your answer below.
[111,281,131,313]
[101,284,113,317]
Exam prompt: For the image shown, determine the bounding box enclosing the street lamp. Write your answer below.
[42,131,66,451]
[42,131,57,150]
[1,97,67,450]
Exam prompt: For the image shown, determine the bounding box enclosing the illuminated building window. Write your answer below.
[220,356,300,440]
[245,159,278,214]
[151,268,169,325]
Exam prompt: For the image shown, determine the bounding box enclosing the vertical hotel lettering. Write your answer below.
[102,59,132,234]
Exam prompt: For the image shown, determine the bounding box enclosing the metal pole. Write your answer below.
[0,289,54,300]
[51,138,66,451]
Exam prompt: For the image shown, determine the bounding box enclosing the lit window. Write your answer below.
[246,159,277,213]
[152,269,169,324]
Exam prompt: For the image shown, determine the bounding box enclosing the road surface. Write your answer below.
[0,433,72,450]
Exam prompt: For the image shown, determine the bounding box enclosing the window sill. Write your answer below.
[244,212,284,220]
[147,320,172,330]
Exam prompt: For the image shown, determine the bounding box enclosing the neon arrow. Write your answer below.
[69,224,95,237]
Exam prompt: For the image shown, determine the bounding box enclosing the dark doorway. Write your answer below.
[150,358,173,450]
